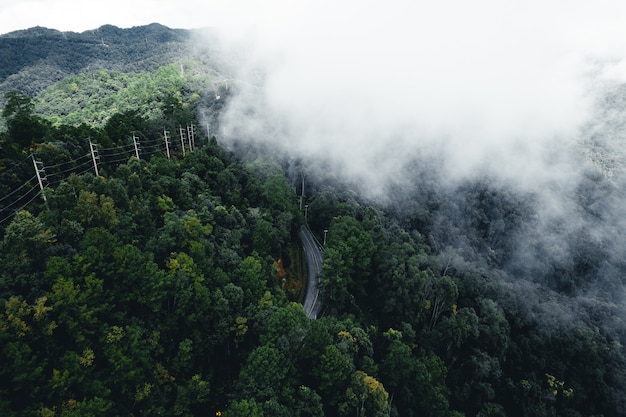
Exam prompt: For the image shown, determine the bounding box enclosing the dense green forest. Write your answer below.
[2,25,626,417]
[0,24,221,100]
[34,62,217,128]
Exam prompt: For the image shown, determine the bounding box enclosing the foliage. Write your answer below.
[1,41,626,417]
[35,64,211,128]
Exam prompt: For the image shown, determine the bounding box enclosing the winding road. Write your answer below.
[300,226,324,319]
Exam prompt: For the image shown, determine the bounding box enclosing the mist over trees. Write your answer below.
[1,23,626,417]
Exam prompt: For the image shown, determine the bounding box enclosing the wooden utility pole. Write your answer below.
[187,125,193,152]
[300,173,305,210]
[164,129,171,159]
[31,154,47,202]
[187,124,196,151]
[179,126,186,156]
[133,134,140,159]
[89,139,100,177]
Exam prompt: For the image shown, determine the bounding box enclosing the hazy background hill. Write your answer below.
[0,23,230,129]
[0,23,225,105]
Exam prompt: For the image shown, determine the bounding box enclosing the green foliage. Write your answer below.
[341,371,389,417]
[1,44,626,417]
[320,215,375,314]
[227,398,264,417]
[0,112,309,414]
[0,210,56,299]
[35,63,212,128]
[2,91,49,151]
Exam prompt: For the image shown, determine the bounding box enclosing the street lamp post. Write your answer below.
[304,204,309,223]
[323,229,328,246]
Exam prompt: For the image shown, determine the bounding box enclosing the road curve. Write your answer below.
[300,225,324,319]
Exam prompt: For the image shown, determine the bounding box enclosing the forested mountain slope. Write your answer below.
[1,23,626,417]
[0,23,223,104]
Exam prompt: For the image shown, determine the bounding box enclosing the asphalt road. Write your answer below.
[300,225,324,319]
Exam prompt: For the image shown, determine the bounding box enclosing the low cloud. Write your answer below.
[213,0,626,198]
[201,2,626,323]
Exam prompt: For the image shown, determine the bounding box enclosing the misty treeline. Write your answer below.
[1,82,626,417]
[0,24,218,100]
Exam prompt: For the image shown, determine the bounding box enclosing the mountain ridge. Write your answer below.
[0,23,213,102]
[0,22,190,41]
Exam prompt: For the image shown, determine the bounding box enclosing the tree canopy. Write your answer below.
[1,68,626,417]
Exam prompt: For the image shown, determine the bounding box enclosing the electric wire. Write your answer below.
[0,153,35,177]
[98,142,136,152]
[0,175,37,204]
[43,153,91,169]
[99,148,135,158]
[45,157,94,177]
[0,129,195,226]
[101,158,134,166]
[0,186,40,215]
[0,188,43,226]
[140,144,165,153]
[73,165,96,177]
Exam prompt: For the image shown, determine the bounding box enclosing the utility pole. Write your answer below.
[179,126,186,156]
[32,154,47,202]
[300,173,305,210]
[190,124,196,150]
[187,124,194,152]
[132,134,140,159]
[305,204,309,224]
[164,129,171,159]
[89,139,100,177]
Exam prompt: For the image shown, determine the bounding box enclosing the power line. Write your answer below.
[0,175,37,204]
[0,188,44,226]
[46,158,94,178]
[0,186,39,214]
[0,127,198,226]
[43,153,91,169]
[0,153,34,178]
[100,148,135,158]
[98,142,136,152]
[101,155,136,165]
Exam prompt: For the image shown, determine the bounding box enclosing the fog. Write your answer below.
[212,1,626,195]
[201,1,626,320]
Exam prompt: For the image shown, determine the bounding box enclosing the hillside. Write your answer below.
[0,23,224,103]
[1,23,626,417]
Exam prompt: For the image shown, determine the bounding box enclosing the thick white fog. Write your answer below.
[202,1,626,316]
[212,0,626,196]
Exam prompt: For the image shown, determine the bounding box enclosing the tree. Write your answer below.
[379,328,453,417]
[237,344,289,400]
[373,240,432,329]
[313,344,354,408]
[425,275,459,329]
[260,302,309,359]
[227,399,264,417]
[173,374,211,416]
[293,386,324,417]
[320,215,375,313]
[74,191,120,230]
[235,255,267,305]
[245,159,298,216]
[0,210,56,300]
[2,91,49,151]
[104,110,147,146]
[341,371,389,417]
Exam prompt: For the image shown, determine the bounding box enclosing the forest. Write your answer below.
[1,25,626,417]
